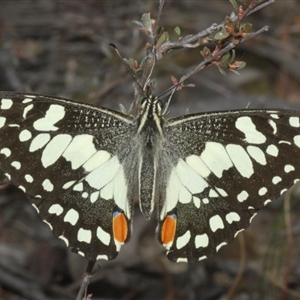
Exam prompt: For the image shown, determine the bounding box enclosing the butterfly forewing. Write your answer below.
[157,110,300,262]
[0,92,138,261]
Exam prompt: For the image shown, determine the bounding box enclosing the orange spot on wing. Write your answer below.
[113,212,128,243]
[161,214,177,245]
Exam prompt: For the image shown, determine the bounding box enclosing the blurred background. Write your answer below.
[1,1,300,299]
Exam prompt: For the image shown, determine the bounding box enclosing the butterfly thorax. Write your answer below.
[137,96,165,219]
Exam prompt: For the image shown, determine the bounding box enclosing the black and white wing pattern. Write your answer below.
[1,91,300,263]
[157,110,300,262]
[0,92,138,261]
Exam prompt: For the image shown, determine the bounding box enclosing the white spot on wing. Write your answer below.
[202,198,209,204]
[247,146,266,165]
[216,187,228,197]
[42,179,54,192]
[178,184,192,204]
[176,230,191,250]
[85,156,129,216]
[193,196,201,208]
[186,155,211,178]
[225,212,241,224]
[25,174,33,183]
[177,258,188,263]
[33,104,65,131]
[29,133,51,152]
[216,242,227,252]
[1,99,13,110]
[272,176,282,185]
[176,159,208,194]
[77,228,92,243]
[279,140,291,145]
[195,233,209,248]
[249,213,257,223]
[237,190,249,202]
[235,116,266,144]
[0,148,11,157]
[83,150,111,172]
[289,117,300,128]
[64,208,79,225]
[48,204,63,216]
[59,235,69,247]
[22,98,33,103]
[266,144,279,157]
[90,191,99,203]
[268,119,277,134]
[234,229,244,238]
[22,104,34,119]
[200,142,233,178]
[0,117,6,128]
[209,215,224,232]
[96,255,109,260]
[209,189,218,197]
[198,255,207,261]
[62,180,76,189]
[19,185,26,192]
[32,204,39,213]
[226,144,254,178]
[264,199,271,205]
[11,161,21,170]
[284,165,295,173]
[43,220,53,230]
[100,181,113,200]
[41,134,72,168]
[19,129,32,142]
[77,251,85,257]
[63,135,97,170]
[270,113,279,119]
[258,187,267,196]
[294,135,300,148]
[97,226,111,246]
[73,182,83,191]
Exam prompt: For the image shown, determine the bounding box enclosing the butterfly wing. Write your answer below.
[158,109,300,262]
[0,92,138,261]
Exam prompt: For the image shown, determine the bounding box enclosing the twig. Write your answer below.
[226,233,246,300]
[130,0,272,114]
[76,260,96,300]
[280,192,294,300]
[178,26,269,84]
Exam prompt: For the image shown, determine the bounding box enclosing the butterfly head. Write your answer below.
[137,95,165,135]
[140,95,164,118]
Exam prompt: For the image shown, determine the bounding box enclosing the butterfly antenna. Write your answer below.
[162,86,176,115]
[109,43,150,100]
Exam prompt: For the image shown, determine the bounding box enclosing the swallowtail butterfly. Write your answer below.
[0,91,299,263]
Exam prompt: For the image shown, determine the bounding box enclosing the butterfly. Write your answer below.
[0,91,299,263]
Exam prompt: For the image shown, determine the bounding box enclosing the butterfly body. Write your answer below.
[0,92,300,263]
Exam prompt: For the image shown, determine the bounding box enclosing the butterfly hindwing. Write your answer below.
[0,92,138,261]
[158,110,300,262]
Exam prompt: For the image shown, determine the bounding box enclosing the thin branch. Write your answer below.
[157,0,274,54]
[76,260,96,300]
[178,26,269,84]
